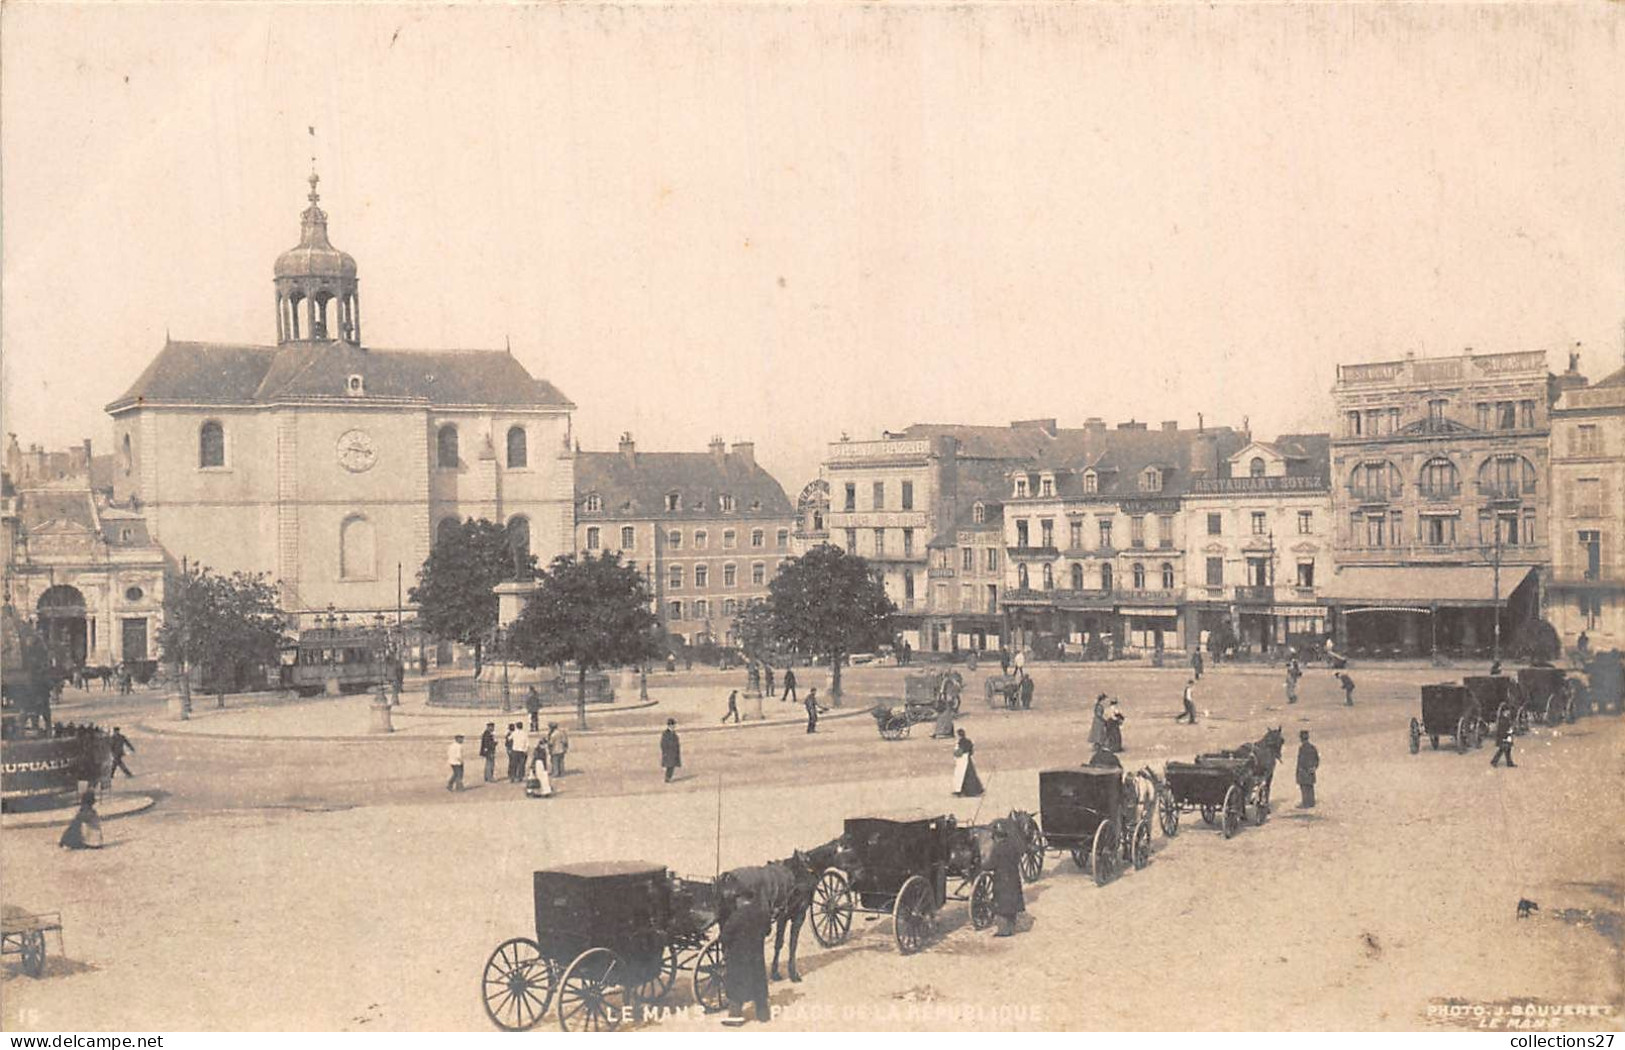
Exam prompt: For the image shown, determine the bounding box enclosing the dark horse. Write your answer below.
[716,837,842,983]
[1236,726,1285,806]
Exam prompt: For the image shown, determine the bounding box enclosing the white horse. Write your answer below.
[1125,767,1161,832]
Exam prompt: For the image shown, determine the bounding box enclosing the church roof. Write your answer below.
[576,450,794,521]
[107,340,573,412]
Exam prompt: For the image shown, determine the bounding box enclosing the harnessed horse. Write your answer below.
[716,837,842,983]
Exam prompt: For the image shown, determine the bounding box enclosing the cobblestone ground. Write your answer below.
[3,662,1620,1031]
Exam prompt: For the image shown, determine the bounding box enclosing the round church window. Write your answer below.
[125,586,144,602]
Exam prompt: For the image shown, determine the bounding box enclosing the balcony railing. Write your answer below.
[1477,481,1537,500]
[1121,589,1178,604]
[1234,585,1274,602]
[1418,483,1462,501]
[1007,545,1061,560]
[1348,484,1402,502]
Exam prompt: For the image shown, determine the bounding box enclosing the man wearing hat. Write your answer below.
[1295,730,1319,808]
[479,722,498,782]
[987,820,1026,937]
[446,734,466,792]
[547,721,568,778]
[660,718,682,783]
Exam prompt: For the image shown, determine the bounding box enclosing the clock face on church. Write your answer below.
[336,428,378,473]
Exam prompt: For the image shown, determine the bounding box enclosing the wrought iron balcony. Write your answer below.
[1347,483,1402,502]
[1477,480,1536,501]
[1007,545,1061,560]
[1417,483,1462,501]
[1234,585,1274,602]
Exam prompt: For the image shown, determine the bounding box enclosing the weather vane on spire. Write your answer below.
[307,124,320,204]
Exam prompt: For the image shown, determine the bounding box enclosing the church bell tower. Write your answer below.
[273,172,360,345]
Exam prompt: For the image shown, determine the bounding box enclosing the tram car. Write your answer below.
[281,625,393,696]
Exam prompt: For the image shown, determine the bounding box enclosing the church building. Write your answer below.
[105,174,575,625]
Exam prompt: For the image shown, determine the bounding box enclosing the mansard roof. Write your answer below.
[575,450,794,522]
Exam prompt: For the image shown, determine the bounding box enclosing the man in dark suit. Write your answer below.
[780,667,798,704]
[1019,674,1035,711]
[719,887,772,1025]
[1296,730,1319,808]
[109,727,135,778]
[987,821,1026,937]
[660,719,682,783]
[479,723,497,782]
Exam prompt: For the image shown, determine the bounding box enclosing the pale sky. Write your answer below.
[3,2,1622,491]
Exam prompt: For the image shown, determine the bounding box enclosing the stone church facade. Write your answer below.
[105,175,575,626]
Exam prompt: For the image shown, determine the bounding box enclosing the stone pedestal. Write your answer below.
[369,698,395,734]
[495,579,542,630]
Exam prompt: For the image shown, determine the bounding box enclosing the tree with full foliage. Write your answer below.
[409,519,533,676]
[157,564,285,718]
[733,597,787,670]
[504,551,663,729]
[767,543,895,704]
[1509,617,1561,664]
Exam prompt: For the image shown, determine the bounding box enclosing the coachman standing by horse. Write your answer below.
[719,887,772,1025]
[1296,730,1319,808]
[987,821,1026,937]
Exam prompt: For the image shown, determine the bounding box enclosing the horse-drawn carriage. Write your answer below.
[1030,768,1151,886]
[1410,683,1485,753]
[1517,666,1577,726]
[1,906,62,978]
[907,670,963,711]
[1463,675,1529,732]
[480,862,722,1031]
[870,698,952,740]
[805,814,997,954]
[984,674,1021,709]
[1160,729,1282,839]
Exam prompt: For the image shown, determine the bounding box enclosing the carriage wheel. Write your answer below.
[556,948,628,1032]
[1455,716,1473,754]
[809,868,854,948]
[1091,820,1120,887]
[19,930,46,979]
[1159,793,1180,837]
[480,937,553,1031]
[892,875,936,955]
[1222,785,1243,840]
[1132,819,1151,870]
[1564,693,1577,725]
[969,871,996,930]
[1020,838,1044,883]
[633,942,679,1004]
[690,938,727,1014]
[1409,719,1421,755]
[899,721,913,739]
[1200,804,1217,826]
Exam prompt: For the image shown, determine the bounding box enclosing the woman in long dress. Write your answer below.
[525,742,553,798]
[1104,700,1125,753]
[59,790,103,850]
[951,730,984,797]
[1088,694,1108,747]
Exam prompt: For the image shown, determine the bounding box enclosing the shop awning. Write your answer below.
[1323,565,1535,608]
[1119,607,1179,618]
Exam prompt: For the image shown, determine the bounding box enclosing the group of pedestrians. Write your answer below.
[445,718,569,795]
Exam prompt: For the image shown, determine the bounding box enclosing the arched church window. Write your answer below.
[199,421,225,468]
[437,425,459,468]
[121,434,133,475]
[340,515,376,580]
[506,426,528,469]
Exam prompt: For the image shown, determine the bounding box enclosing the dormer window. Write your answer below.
[1140,468,1163,493]
[1083,471,1098,494]
[665,492,682,513]
[972,503,986,525]
[346,374,365,397]
[1249,457,1266,478]
[585,493,603,513]
[1040,476,1054,497]
[719,494,736,513]
[1014,477,1030,498]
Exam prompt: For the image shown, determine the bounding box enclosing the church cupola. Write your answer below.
[274,172,360,345]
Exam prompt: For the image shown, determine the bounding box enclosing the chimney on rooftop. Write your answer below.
[708,435,726,461]
[1083,418,1106,436]
[1197,413,1205,433]
[730,441,755,466]
[1116,420,1146,431]
[619,432,636,463]
[1161,420,1178,433]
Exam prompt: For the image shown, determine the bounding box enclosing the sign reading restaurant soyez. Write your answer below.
[1191,476,1328,494]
